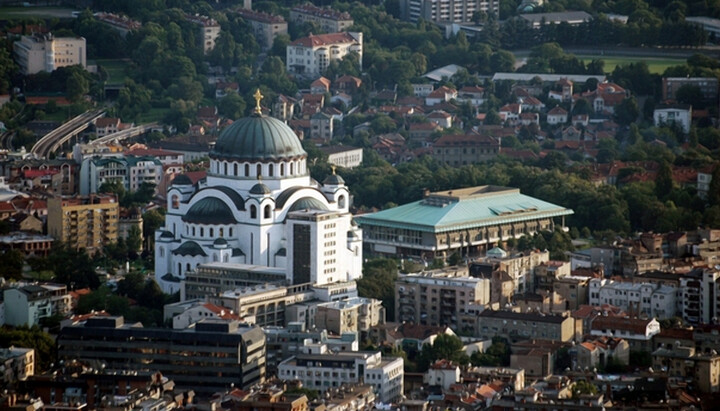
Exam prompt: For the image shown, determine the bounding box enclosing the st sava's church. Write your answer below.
[154,91,362,294]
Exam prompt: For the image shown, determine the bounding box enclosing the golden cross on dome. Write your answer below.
[253,89,263,114]
[331,165,337,175]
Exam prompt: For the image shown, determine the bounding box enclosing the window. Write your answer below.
[234,163,238,175]
[264,205,271,219]
[171,195,179,209]
[269,164,274,177]
[245,164,250,176]
[257,164,262,177]
[251,205,257,219]
[338,195,346,208]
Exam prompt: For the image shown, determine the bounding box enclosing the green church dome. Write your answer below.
[288,197,329,212]
[211,114,306,161]
[182,197,238,225]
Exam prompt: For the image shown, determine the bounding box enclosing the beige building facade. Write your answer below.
[47,194,119,255]
[14,34,86,75]
[396,266,490,335]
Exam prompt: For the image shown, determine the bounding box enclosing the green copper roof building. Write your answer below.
[355,185,573,260]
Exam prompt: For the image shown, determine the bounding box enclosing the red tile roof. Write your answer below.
[290,32,358,47]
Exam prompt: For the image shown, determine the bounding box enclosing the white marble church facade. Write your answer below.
[154,96,362,294]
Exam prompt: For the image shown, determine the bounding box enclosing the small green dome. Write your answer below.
[211,114,306,161]
[213,237,228,248]
[250,182,271,195]
[171,175,193,185]
[288,197,329,212]
[323,174,345,185]
[172,241,207,257]
[182,197,238,225]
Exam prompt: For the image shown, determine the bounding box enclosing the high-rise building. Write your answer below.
[186,14,221,54]
[57,316,266,395]
[154,92,362,294]
[400,0,499,24]
[47,194,119,255]
[395,266,490,335]
[13,34,86,75]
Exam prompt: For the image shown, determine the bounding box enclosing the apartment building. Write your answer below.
[316,297,385,336]
[400,0,499,24]
[79,155,163,195]
[679,268,720,325]
[287,32,363,78]
[432,133,501,166]
[278,348,404,403]
[264,323,359,372]
[569,336,629,371]
[186,14,221,54]
[552,275,591,310]
[590,316,660,351]
[57,316,266,395]
[662,77,719,102]
[211,283,314,327]
[290,4,354,33]
[13,34,86,75]
[234,9,288,51]
[652,345,720,393]
[654,104,692,133]
[588,278,678,319]
[47,194,119,255]
[0,232,54,258]
[3,284,71,327]
[471,247,551,294]
[534,260,571,291]
[395,266,490,335]
[476,310,575,342]
[319,146,364,169]
[0,347,34,386]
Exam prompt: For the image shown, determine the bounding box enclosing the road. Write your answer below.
[31,110,105,159]
[513,46,720,59]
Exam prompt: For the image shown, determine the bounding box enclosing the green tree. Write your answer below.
[0,249,25,281]
[418,334,469,371]
[614,97,640,126]
[357,258,398,320]
[572,380,598,398]
[48,244,99,289]
[0,326,56,371]
[66,71,89,102]
[219,91,246,119]
[708,164,720,206]
[655,162,674,200]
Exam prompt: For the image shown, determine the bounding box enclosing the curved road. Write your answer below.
[31,110,105,159]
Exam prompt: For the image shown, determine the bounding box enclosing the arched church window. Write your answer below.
[338,195,346,209]
[159,247,164,257]
[290,163,294,175]
[234,163,238,175]
[192,227,196,236]
[229,228,233,236]
[186,263,191,271]
[224,163,228,174]
[264,205,271,219]
[213,254,218,262]
[250,205,257,219]
[219,228,224,237]
[257,164,262,177]
[245,164,250,176]
[210,228,214,237]
[224,254,229,262]
[280,163,285,176]
[269,164,274,177]
[200,227,204,236]
[171,195,179,209]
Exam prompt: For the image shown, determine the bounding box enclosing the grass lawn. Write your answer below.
[95,59,131,84]
[0,6,76,19]
[138,107,170,123]
[576,55,685,74]
[41,110,70,122]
